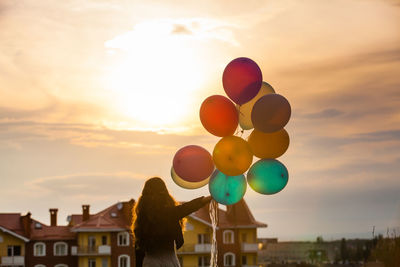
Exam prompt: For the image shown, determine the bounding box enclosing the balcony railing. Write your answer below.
[241,243,259,252]
[71,245,111,256]
[177,243,211,254]
[1,256,25,265]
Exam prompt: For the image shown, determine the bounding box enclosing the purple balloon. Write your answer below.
[223,57,262,105]
[251,94,291,133]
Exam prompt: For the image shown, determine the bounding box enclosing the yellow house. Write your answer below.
[177,198,267,267]
[69,201,135,267]
[0,213,30,267]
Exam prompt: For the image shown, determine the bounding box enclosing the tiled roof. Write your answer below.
[71,201,133,232]
[0,213,28,239]
[30,219,76,240]
[190,198,267,229]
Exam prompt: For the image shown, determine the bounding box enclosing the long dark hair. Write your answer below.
[132,177,184,250]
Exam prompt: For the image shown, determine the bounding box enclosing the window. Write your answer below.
[88,236,96,247]
[185,222,194,231]
[241,233,247,242]
[102,235,107,245]
[198,233,210,244]
[0,236,3,243]
[198,255,210,267]
[88,258,96,267]
[118,255,130,267]
[102,258,108,267]
[117,232,129,246]
[224,252,235,266]
[34,242,46,256]
[7,245,21,256]
[242,255,247,265]
[54,242,68,256]
[223,230,234,244]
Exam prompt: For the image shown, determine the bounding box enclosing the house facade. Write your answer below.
[0,199,135,267]
[177,198,267,267]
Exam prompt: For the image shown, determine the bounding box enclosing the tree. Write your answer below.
[340,238,349,262]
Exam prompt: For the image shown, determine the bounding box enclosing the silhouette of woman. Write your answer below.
[132,177,212,267]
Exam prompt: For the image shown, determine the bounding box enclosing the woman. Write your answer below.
[132,177,212,267]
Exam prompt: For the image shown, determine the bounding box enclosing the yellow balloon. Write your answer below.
[248,128,290,159]
[171,167,210,189]
[237,82,275,130]
[213,136,253,176]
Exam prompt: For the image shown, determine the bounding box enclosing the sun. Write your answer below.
[104,21,207,129]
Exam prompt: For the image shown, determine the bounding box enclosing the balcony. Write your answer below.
[1,256,25,265]
[241,243,259,252]
[71,245,111,256]
[177,243,212,254]
[194,243,212,253]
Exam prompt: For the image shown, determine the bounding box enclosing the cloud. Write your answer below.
[171,24,192,35]
[300,108,345,119]
[27,172,145,199]
[105,18,239,51]
[0,120,216,151]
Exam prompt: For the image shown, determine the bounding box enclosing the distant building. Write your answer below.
[258,240,337,265]
[177,198,267,267]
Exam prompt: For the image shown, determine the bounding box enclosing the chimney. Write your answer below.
[82,205,90,221]
[20,212,32,238]
[49,208,58,226]
[122,199,135,225]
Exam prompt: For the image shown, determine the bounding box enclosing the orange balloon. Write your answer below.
[200,95,238,137]
[248,129,290,159]
[213,136,253,176]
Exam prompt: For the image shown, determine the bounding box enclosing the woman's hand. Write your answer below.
[202,195,213,205]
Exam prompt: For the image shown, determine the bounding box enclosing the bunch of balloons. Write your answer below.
[171,57,291,205]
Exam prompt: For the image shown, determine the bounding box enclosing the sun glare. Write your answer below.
[105,20,207,129]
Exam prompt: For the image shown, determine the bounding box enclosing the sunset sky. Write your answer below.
[1,0,399,241]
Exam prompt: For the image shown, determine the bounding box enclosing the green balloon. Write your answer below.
[208,170,247,205]
[247,159,288,195]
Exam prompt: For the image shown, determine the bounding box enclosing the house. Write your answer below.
[25,209,78,267]
[0,199,135,267]
[177,198,267,267]
[0,213,30,267]
[1,197,266,267]
[68,200,136,267]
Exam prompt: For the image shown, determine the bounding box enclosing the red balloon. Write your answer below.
[223,57,262,105]
[251,94,291,133]
[200,95,238,137]
[173,145,214,182]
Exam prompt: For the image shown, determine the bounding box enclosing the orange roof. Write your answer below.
[71,201,133,232]
[30,219,76,240]
[190,198,267,229]
[0,213,29,241]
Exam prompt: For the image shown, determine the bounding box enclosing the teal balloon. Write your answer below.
[208,170,247,205]
[247,159,288,195]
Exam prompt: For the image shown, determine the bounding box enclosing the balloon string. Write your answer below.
[209,200,218,267]
[237,105,244,116]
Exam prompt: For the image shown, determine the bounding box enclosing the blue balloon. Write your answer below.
[208,170,247,205]
[247,159,288,195]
